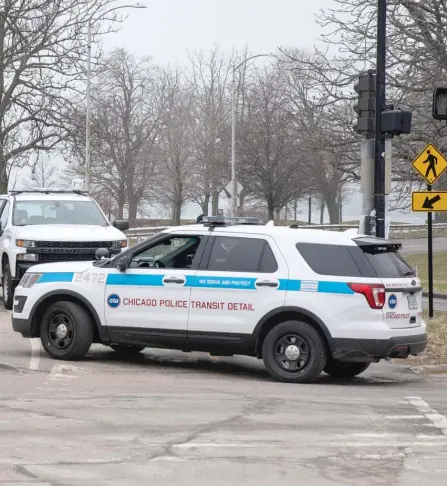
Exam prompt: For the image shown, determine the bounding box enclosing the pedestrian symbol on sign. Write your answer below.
[422,150,438,180]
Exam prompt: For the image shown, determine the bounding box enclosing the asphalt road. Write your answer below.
[400,237,447,255]
[2,311,447,485]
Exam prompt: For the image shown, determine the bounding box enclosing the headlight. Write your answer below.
[16,240,36,248]
[112,240,128,249]
[17,254,38,262]
[19,273,42,288]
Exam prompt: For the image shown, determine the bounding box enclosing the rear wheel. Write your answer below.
[40,301,93,360]
[262,321,327,383]
[324,360,370,379]
[110,345,145,355]
[2,262,14,310]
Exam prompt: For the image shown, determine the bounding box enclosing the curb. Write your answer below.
[422,291,447,300]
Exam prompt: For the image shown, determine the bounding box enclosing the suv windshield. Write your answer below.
[13,200,108,226]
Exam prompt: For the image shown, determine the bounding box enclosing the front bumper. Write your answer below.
[12,315,33,338]
[328,333,427,362]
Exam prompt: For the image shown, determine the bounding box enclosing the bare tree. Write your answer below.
[66,49,162,225]
[23,154,64,189]
[237,64,308,220]
[0,0,121,193]
[154,69,196,225]
[186,47,233,214]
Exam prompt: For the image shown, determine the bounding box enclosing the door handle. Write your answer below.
[163,277,186,284]
[256,280,278,288]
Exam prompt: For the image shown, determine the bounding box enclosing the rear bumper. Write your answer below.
[328,333,427,362]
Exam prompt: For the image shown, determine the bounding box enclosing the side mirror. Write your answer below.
[113,220,129,231]
[116,258,127,273]
[95,248,110,260]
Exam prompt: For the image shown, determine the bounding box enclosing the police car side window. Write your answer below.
[130,236,201,269]
[206,237,278,273]
[296,243,362,277]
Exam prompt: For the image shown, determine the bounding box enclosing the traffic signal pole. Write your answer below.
[374,0,387,238]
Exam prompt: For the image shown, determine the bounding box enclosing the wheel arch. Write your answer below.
[29,290,110,343]
[252,306,331,358]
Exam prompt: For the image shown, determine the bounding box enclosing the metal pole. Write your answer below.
[231,67,237,217]
[374,0,387,238]
[428,183,434,318]
[85,20,92,194]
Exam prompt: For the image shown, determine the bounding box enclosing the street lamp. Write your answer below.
[230,53,277,216]
[85,3,147,194]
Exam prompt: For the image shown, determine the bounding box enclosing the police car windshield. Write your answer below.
[13,200,108,226]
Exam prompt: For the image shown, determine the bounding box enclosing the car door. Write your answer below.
[104,233,208,343]
[187,233,289,340]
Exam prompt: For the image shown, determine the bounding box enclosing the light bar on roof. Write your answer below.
[201,216,263,226]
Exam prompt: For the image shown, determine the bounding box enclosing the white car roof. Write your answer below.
[164,224,368,246]
[8,193,92,202]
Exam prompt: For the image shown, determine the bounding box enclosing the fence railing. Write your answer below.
[124,222,447,245]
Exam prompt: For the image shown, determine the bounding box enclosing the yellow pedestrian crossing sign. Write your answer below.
[412,143,447,185]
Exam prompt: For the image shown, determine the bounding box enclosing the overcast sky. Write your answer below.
[92,0,420,223]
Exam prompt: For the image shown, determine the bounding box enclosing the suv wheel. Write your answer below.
[110,345,145,355]
[40,301,93,360]
[324,361,370,379]
[262,321,326,383]
[2,262,14,310]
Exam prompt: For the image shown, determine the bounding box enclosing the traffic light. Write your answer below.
[381,108,412,135]
[433,87,447,120]
[353,71,376,136]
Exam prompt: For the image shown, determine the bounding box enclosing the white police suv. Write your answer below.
[11,217,427,383]
[0,190,129,310]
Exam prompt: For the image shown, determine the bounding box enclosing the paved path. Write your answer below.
[1,311,447,485]
[401,237,447,255]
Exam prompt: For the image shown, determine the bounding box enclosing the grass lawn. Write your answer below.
[406,251,447,293]
[406,311,447,365]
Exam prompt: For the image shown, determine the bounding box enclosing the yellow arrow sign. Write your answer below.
[412,143,447,185]
[412,191,447,212]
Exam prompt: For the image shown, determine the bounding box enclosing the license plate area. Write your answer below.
[407,294,418,310]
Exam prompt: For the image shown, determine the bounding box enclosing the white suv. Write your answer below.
[0,190,129,309]
[11,217,427,383]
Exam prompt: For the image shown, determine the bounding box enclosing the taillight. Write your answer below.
[348,283,386,309]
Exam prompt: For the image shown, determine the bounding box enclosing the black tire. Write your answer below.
[2,262,14,310]
[262,321,327,383]
[40,301,93,360]
[324,360,370,379]
[110,345,145,355]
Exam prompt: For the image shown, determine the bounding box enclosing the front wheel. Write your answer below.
[40,301,93,360]
[2,263,15,310]
[262,321,327,383]
[324,361,370,379]
[110,345,145,355]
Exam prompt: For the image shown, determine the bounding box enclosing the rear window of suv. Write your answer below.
[296,243,415,279]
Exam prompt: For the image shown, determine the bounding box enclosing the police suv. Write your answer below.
[11,217,427,383]
[0,190,129,310]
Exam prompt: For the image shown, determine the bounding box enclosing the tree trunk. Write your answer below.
[117,193,125,220]
[293,199,297,221]
[172,200,182,225]
[211,191,219,216]
[319,200,325,224]
[201,193,210,215]
[267,199,275,221]
[326,197,340,224]
[128,195,139,226]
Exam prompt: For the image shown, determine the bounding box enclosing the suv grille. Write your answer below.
[38,254,98,263]
[36,241,114,248]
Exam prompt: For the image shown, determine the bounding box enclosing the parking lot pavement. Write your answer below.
[2,311,447,485]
